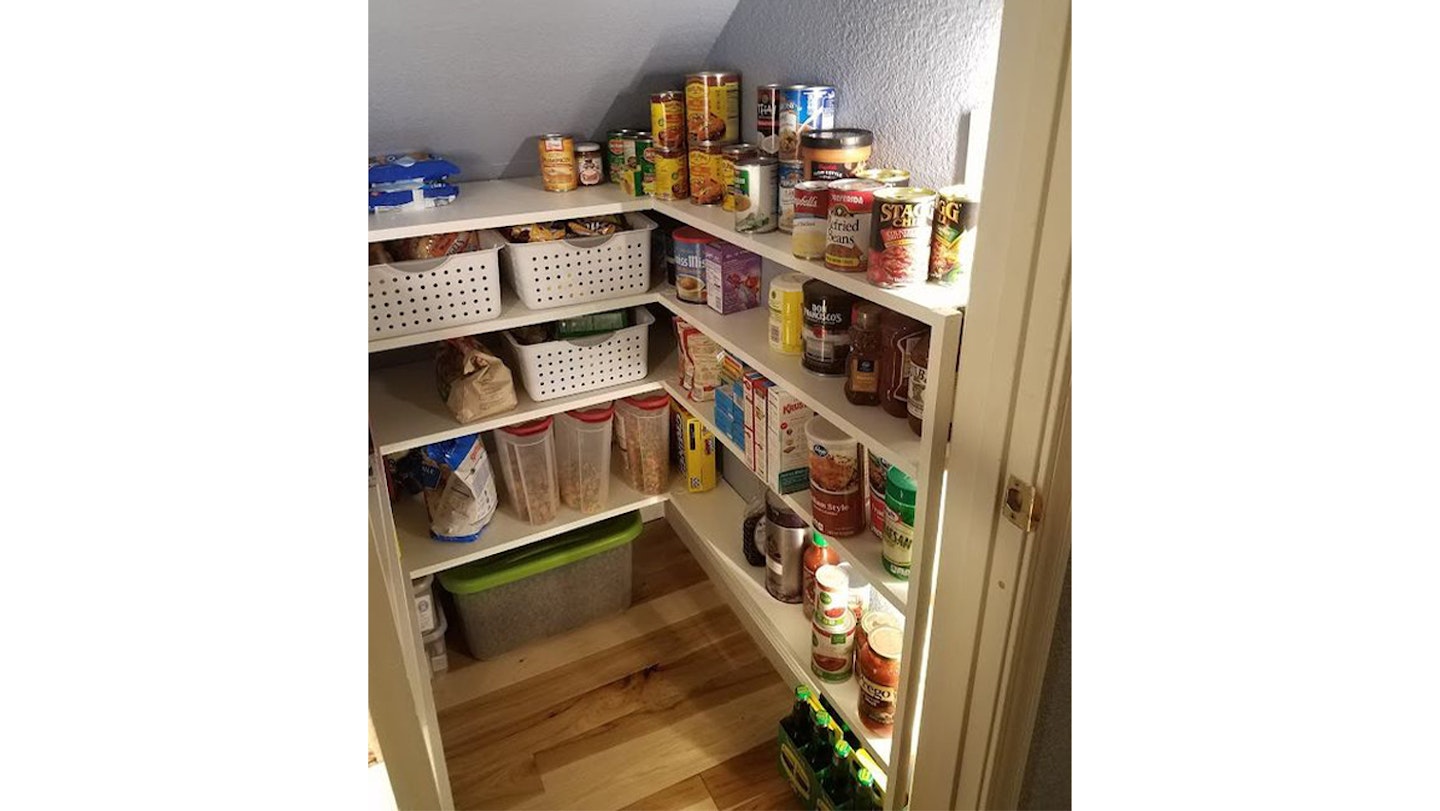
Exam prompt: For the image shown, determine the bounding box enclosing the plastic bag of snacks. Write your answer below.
[418,434,499,542]
[435,337,519,424]
[673,316,720,402]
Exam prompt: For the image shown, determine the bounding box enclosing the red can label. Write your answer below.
[794,182,829,219]
[824,180,883,272]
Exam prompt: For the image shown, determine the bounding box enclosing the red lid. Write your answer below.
[673,226,715,245]
[566,403,615,423]
[624,393,672,411]
[501,416,554,436]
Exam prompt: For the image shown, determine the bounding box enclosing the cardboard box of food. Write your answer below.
[704,242,762,315]
[683,417,718,493]
[765,386,813,493]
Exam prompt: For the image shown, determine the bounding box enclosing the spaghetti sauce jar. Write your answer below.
[878,312,926,418]
[858,625,903,735]
[845,303,883,406]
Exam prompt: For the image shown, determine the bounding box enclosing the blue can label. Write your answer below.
[779,86,837,161]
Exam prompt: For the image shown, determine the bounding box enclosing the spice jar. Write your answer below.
[494,417,561,524]
[858,625,903,735]
[801,280,857,377]
[907,332,930,436]
[882,465,917,579]
[554,404,615,513]
[800,128,874,181]
[878,312,927,418]
[802,532,840,620]
[615,393,672,495]
[806,417,864,537]
[845,303,884,406]
[575,142,604,187]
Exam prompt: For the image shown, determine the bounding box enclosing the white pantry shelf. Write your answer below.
[650,198,966,327]
[654,287,923,477]
[394,468,667,579]
[368,177,651,243]
[776,489,908,614]
[370,351,678,456]
[666,480,893,771]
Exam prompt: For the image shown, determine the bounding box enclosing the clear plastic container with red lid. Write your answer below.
[615,394,672,494]
[494,417,560,524]
[556,404,616,514]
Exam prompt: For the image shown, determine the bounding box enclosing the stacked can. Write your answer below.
[791,180,830,260]
[720,143,758,211]
[733,155,778,233]
[778,85,837,161]
[810,563,857,682]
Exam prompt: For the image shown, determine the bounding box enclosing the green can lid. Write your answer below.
[886,466,918,504]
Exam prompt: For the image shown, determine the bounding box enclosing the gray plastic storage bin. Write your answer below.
[438,511,641,660]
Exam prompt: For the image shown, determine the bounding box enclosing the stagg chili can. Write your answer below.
[733,155,779,233]
[756,84,782,156]
[929,184,980,286]
[777,159,804,233]
[869,186,938,288]
[791,180,830,260]
[685,71,741,145]
[778,85,837,161]
[720,143,758,212]
[537,133,577,192]
[824,178,884,273]
[688,140,725,205]
[653,148,689,201]
[649,91,686,151]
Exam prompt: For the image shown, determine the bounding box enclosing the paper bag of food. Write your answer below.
[436,337,519,424]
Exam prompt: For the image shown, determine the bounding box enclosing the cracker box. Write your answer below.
[704,242,763,314]
[683,417,718,493]
[765,386,813,494]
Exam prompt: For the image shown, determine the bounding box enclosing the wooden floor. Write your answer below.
[433,518,804,811]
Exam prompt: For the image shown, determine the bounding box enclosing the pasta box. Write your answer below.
[765,386,813,494]
[704,242,762,314]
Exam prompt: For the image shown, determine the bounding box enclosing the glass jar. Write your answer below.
[907,332,931,436]
[845,303,884,406]
[801,280,857,377]
[575,141,604,186]
[878,312,926,418]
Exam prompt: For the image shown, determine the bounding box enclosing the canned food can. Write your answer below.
[613,131,652,196]
[607,129,636,184]
[870,187,938,288]
[653,148,689,201]
[756,84,782,156]
[688,140,725,205]
[825,178,885,273]
[777,160,804,233]
[575,142,604,187]
[537,133,577,192]
[638,133,657,196]
[929,184,980,286]
[856,167,911,188]
[778,85,837,161]
[811,612,856,682]
[733,156,779,233]
[768,272,807,355]
[720,143,758,211]
[813,563,851,627]
[650,91,686,151]
[791,180,830,260]
[867,450,891,538]
[685,71,742,145]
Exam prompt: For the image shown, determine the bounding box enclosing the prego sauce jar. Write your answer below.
[858,625,903,735]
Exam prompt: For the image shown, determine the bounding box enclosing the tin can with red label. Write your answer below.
[756,84,782,156]
[824,178,884,273]
[791,180,830,260]
[869,187,938,288]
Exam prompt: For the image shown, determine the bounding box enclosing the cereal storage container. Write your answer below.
[493,418,561,525]
[614,393,672,495]
[555,403,615,514]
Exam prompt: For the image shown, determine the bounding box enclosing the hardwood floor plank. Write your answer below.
[622,775,719,811]
[700,741,806,811]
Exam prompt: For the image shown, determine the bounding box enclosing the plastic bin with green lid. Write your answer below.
[439,510,642,660]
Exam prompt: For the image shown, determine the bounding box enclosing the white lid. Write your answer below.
[814,563,849,593]
[862,611,902,634]
[804,417,855,448]
[868,626,903,659]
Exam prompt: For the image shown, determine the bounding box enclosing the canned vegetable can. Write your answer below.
[733,156,779,233]
[607,129,635,184]
[929,185,980,286]
[777,160,804,233]
[720,143,758,211]
[869,187,938,288]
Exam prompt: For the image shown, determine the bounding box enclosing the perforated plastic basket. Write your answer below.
[501,307,655,401]
[368,233,504,341]
[499,213,657,310]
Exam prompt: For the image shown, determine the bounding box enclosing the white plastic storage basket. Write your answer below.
[501,308,655,401]
[368,232,505,341]
[500,213,657,310]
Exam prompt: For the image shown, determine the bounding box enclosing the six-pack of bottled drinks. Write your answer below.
[778,685,888,810]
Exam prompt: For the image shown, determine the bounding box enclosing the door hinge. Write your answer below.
[1003,474,1042,532]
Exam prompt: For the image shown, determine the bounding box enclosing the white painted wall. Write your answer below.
[370,0,740,181]
[704,0,1003,190]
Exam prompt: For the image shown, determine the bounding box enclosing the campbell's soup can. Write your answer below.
[778,85,837,161]
[685,71,742,145]
[650,91,686,151]
[825,178,884,273]
[777,160,804,233]
[537,133,577,192]
[811,611,856,682]
[756,84,782,156]
[791,180,830,260]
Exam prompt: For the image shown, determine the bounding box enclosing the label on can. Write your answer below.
[811,617,856,682]
[777,160,804,232]
[607,131,630,185]
[653,150,689,200]
[734,161,777,233]
[825,181,883,272]
[650,92,686,151]
[882,505,914,578]
[929,187,980,285]
[720,145,757,211]
[779,86,837,161]
[686,73,741,144]
[907,361,928,422]
[689,145,723,205]
[757,85,780,155]
[792,180,830,260]
[538,135,577,192]
[869,189,937,288]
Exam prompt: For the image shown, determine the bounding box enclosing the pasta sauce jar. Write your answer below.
[858,625,903,734]
[825,178,884,273]
[800,128,873,181]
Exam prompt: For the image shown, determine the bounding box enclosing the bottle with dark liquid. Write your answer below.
[783,684,815,745]
[805,711,836,773]
[878,311,925,418]
[853,766,882,810]
[844,303,884,406]
[820,739,855,807]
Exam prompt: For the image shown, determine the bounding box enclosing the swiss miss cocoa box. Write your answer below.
[765,386,812,494]
[704,242,762,315]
